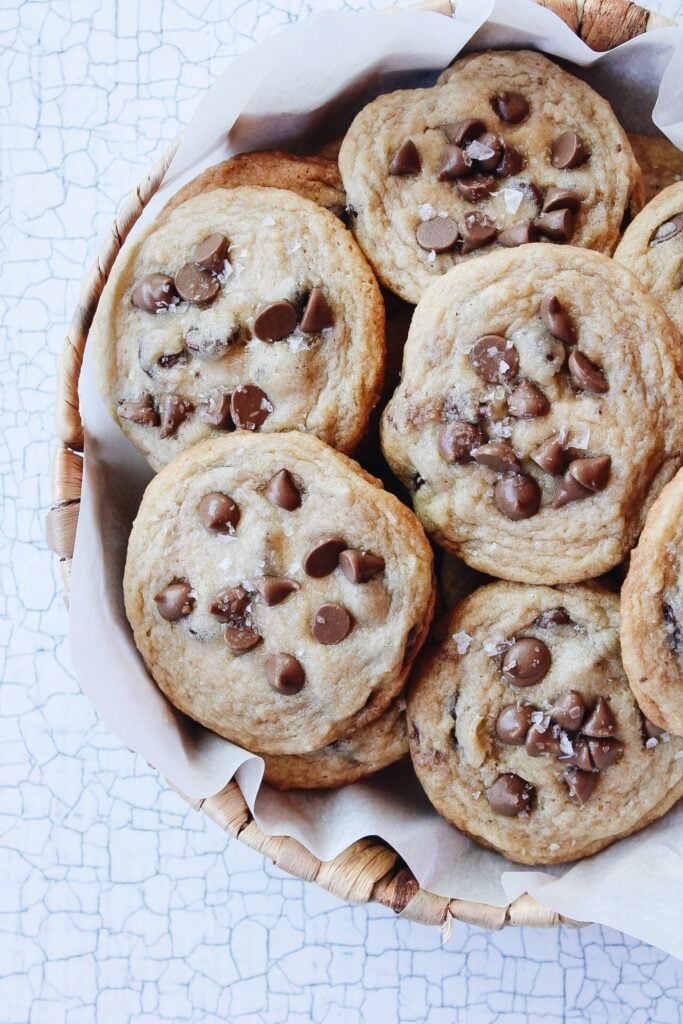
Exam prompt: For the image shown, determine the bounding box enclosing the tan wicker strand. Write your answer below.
[48,0,672,931]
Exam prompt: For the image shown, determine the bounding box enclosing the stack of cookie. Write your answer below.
[91,48,683,865]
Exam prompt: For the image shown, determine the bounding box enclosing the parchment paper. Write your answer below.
[69,0,683,957]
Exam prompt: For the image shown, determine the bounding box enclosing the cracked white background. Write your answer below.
[3,0,683,1020]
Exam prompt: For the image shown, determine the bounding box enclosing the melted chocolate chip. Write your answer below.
[531,434,565,476]
[437,145,472,181]
[300,288,333,333]
[540,294,577,345]
[469,335,519,384]
[265,469,301,511]
[174,263,220,305]
[248,576,297,606]
[266,653,305,694]
[496,141,525,178]
[502,637,551,686]
[588,737,624,770]
[131,273,179,312]
[493,90,529,124]
[460,212,497,254]
[209,585,250,622]
[568,455,611,492]
[438,421,485,463]
[535,209,576,242]
[568,351,608,394]
[118,394,159,427]
[552,470,592,509]
[542,188,581,213]
[442,119,486,146]
[155,581,194,621]
[495,704,534,744]
[507,380,549,419]
[663,601,682,653]
[551,131,589,169]
[199,391,233,429]
[224,622,262,653]
[494,474,541,520]
[253,300,298,342]
[158,394,193,439]
[198,492,240,534]
[487,773,535,816]
[473,132,503,173]
[455,174,497,201]
[416,216,459,253]
[230,385,272,430]
[311,602,353,645]
[581,696,616,738]
[497,221,537,247]
[157,350,188,370]
[339,549,385,584]
[193,232,229,273]
[563,767,595,805]
[185,325,238,358]
[302,537,346,578]
[388,139,421,176]
[472,441,523,474]
[536,607,571,628]
[549,690,585,730]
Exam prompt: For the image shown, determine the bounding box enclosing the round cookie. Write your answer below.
[263,694,408,790]
[124,432,435,755]
[615,181,683,335]
[627,133,683,205]
[160,150,346,220]
[92,186,385,470]
[622,468,683,737]
[407,582,683,865]
[339,49,643,304]
[381,245,683,584]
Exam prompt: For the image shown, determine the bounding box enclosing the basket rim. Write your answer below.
[47,0,674,930]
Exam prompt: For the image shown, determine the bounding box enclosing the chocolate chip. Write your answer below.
[416,216,459,253]
[198,492,240,534]
[495,704,534,744]
[437,145,472,180]
[158,394,193,439]
[311,602,353,645]
[540,294,577,345]
[581,696,616,738]
[564,767,595,805]
[460,212,497,254]
[494,474,541,520]
[339,549,385,583]
[472,441,523,474]
[536,607,571,628]
[155,581,194,621]
[525,723,561,757]
[303,537,346,577]
[265,469,301,511]
[551,131,589,169]
[497,221,537,247]
[568,350,608,394]
[549,690,586,730]
[568,455,611,492]
[199,391,233,429]
[542,188,581,213]
[558,735,593,771]
[193,232,229,274]
[131,273,179,312]
[388,139,421,176]
[663,601,682,654]
[495,141,525,178]
[300,288,333,333]
[230,385,272,430]
[472,132,502,173]
[493,90,529,124]
[266,653,305,694]
[455,174,497,201]
[535,209,576,242]
[251,576,299,606]
[502,637,551,686]
[253,300,298,342]
[487,774,535,816]
[209,585,250,622]
[185,325,238,358]
[438,421,485,464]
[118,394,159,427]
[469,335,519,384]
[650,214,683,246]
[224,622,261,653]
[588,737,624,770]
[174,263,220,305]
[551,471,592,509]
[644,717,666,739]
[531,434,565,476]
[157,350,188,370]
[507,380,549,419]
[442,119,486,146]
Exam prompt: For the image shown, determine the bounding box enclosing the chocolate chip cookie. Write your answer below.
[262,694,408,789]
[622,469,683,738]
[407,582,683,865]
[381,245,683,584]
[615,181,683,335]
[339,49,643,303]
[92,185,385,470]
[627,133,683,205]
[123,432,435,755]
[160,150,346,220]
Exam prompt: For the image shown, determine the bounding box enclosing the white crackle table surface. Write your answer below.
[4,0,683,1020]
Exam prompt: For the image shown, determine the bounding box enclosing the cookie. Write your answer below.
[615,181,683,335]
[339,49,643,303]
[627,133,683,205]
[407,581,683,865]
[622,468,683,737]
[262,694,407,790]
[124,432,435,755]
[161,150,346,220]
[91,185,385,470]
[381,245,683,584]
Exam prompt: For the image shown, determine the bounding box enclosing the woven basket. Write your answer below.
[46,0,675,930]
